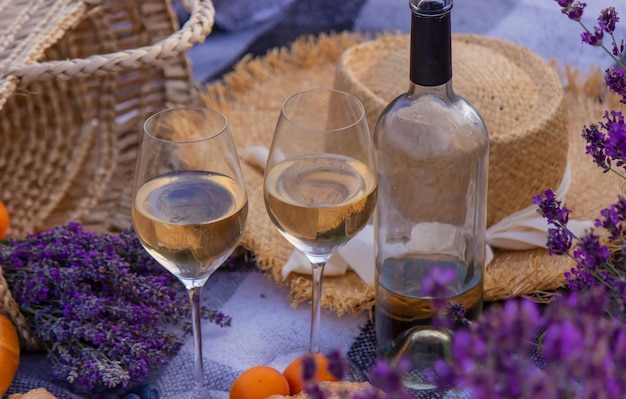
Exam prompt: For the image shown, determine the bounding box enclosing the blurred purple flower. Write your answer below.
[431,287,626,397]
[446,302,469,326]
[367,358,413,399]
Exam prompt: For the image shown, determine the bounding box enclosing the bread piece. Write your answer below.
[8,388,57,399]
[268,381,378,399]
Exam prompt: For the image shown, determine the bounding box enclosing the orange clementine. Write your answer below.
[0,201,8,239]
[230,365,290,399]
[282,353,337,395]
[0,313,20,396]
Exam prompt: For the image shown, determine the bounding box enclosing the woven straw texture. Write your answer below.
[335,33,568,228]
[200,32,624,317]
[0,0,215,349]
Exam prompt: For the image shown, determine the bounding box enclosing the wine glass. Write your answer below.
[263,88,377,368]
[132,107,248,398]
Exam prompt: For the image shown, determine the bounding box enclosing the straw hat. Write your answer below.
[199,31,624,316]
[334,33,568,229]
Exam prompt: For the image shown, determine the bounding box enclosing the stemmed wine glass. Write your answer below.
[263,88,377,366]
[132,107,248,398]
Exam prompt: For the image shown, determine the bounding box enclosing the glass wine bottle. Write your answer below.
[373,0,489,390]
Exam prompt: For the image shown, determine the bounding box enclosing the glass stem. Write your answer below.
[189,286,206,389]
[309,261,326,354]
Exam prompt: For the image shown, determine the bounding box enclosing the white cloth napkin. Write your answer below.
[241,145,593,287]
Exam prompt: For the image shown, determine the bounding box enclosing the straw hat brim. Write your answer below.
[199,32,624,316]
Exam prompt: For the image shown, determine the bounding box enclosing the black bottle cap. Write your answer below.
[409,0,453,86]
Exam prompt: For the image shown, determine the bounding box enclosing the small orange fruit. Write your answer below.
[0,313,20,396]
[230,365,290,399]
[0,201,9,239]
[282,353,337,395]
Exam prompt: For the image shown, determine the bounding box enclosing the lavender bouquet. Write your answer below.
[0,222,231,392]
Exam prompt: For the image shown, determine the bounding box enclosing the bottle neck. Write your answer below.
[409,1,453,87]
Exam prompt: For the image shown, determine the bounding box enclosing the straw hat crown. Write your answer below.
[334,33,569,227]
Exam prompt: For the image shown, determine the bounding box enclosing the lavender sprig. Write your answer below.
[532,189,626,316]
[556,2,626,177]
[536,3,626,310]
[0,222,231,391]
[557,1,625,70]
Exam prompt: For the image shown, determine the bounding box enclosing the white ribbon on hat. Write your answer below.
[241,145,594,287]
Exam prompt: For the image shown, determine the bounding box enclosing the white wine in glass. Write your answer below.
[265,154,376,257]
[132,107,248,398]
[264,88,377,368]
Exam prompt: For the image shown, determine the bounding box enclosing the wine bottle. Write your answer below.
[373,0,489,390]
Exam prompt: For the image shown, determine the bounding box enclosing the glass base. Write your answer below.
[386,327,452,391]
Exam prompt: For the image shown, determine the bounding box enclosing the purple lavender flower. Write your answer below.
[546,226,574,255]
[602,110,626,162]
[532,189,570,226]
[0,223,231,391]
[614,195,626,218]
[580,111,626,173]
[420,266,457,322]
[599,6,619,34]
[431,287,626,397]
[557,0,586,21]
[605,67,626,103]
[582,26,604,46]
[430,298,550,398]
[367,358,413,399]
[540,319,584,363]
[572,232,610,271]
[300,352,345,399]
[302,355,318,381]
[557,3,625,73]
[582,123,610,171]
[595,203,623,239]
[556,0,573,9]
[326,349,347,380]
[446,302,469,326]
[565,265,600,291]
[421,266,455,298]
[532,190,577,255]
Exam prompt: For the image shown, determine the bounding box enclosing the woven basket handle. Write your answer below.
[12,0,215,86]
[0,266,41,350]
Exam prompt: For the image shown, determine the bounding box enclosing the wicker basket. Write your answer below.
[0,0,215,349]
